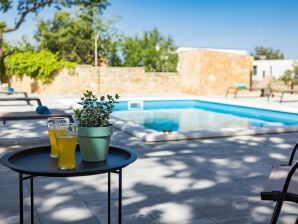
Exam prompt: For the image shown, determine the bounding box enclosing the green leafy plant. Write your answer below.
[74,90,120,127]
[4,50,76,83]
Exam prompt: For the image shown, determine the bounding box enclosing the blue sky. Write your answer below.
[1,0,298,58]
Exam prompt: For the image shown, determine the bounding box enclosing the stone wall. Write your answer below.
[179,49,254,95]
[8,49,253,96]
[98,67,181,95]
[9,66,181,95]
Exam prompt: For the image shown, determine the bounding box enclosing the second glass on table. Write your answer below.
[54,123,78,170]
[47,117,70,158]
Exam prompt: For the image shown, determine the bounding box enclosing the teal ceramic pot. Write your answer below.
[78,125,113,162]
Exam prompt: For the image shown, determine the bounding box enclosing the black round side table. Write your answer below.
[1,145,137,224]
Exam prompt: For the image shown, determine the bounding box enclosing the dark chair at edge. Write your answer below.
[261,143,298,224]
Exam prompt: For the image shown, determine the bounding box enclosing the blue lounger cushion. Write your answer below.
[36,105,52,114]
[237,84,247,89]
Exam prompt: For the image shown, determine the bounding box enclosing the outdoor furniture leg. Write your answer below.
[19,174,35,224]
[36,99,42,106]
[108,172,111,224]
[225,87,232,97]
[30,176,34,224]
[280,92,285,103]
[288,142,298,166]
[267,89,273,102]
[234,88,238,98]
[270,162,298,224]
[225,87,237,97]
[118,168,122,224]
[111,169,123,224]
[19,173,24,224]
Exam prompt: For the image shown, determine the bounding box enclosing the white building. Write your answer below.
[253,59,298,80]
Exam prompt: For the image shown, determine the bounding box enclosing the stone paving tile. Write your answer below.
[35,198,100,224]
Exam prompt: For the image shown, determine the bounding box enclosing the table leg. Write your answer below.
[118,169,122,224]
[19,173,24,224]
[108,172,111,224]
[30,176,34,224]
[19,174,35,224]
[110,169,123,224]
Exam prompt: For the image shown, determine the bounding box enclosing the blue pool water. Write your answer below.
[112,100,298,132]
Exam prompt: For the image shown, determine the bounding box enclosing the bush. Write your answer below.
[4,50,76,83]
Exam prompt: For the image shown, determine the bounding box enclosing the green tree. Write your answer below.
[293,61,298,78]
[279,61,298,85]
[251,46,284,60]
[34,9,121,65]
[6,36,35,55]
[0,0,109,80]
[120,28,178,72]
[280,70,293,84]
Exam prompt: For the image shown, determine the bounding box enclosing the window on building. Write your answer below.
[253,65,257,75]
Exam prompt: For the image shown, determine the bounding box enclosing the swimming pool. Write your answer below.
[111,98,298,141]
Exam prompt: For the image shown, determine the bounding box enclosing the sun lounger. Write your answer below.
[0,83,28,97]
[0,110,74,125]
[279,89,298,102]
[0,97,42,106]
[0,91,28,97]
[261,143,298,223]
[0,83,37,105]
[267,80,298,102]
[225,76,272,98]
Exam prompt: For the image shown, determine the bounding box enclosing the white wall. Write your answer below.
[253,59,298,80]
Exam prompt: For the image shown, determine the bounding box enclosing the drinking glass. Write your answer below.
[47,117,70,158]
[54,123,78,170]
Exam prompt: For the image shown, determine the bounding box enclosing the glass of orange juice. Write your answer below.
[54,123,78,170]
[48,117,70,158]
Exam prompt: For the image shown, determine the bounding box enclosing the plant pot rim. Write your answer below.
[78,125,113,137]
[78,124,113,128]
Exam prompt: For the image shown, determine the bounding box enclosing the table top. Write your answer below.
[0,145,137,177]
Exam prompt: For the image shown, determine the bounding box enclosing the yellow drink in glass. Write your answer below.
[48,129,68,157]
[56,136,78,170]
[48,117,69,158]
[48,129,59,157]
[54,122,78,170]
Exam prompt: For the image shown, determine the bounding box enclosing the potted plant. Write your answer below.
[74,90,120,162]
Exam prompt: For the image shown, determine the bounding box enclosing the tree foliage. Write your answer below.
[120,28,178,72]
[6,36,35,54]
[251,46,284,60]
[0,0,109,80]
[34,9,121,65]
[1,1,179,78]
[0,0,109,33]
[280,61,298,85]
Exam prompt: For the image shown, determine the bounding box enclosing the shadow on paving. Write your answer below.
[0,124,297,223]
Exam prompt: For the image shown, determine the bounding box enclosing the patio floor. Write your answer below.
[0,93,297,224]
